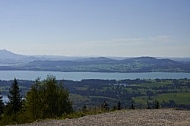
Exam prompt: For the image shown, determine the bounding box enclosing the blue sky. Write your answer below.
[0,0,190,57]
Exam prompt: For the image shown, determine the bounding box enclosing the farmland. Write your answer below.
[1,78,190,110]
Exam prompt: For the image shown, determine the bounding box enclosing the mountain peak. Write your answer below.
[1,49,20,54]
[0,49,14,54]
[0,49,25,59]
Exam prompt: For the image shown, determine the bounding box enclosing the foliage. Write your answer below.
[61,105,112,120]
[6,78,23,115]
[0,109,33,125]
[25,76,73,120]
[130,103,135,109]
[1,78,190,110]
[117,101,121,110]
[101,100,109,111]
[0,92,4,117]
[153,100,160,109]
[1,78,190,125]
[0,79,23,124]
[0,76,73,125]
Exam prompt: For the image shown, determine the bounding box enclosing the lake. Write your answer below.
[0,70,190,81]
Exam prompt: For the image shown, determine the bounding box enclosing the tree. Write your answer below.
[147,101,151,109]
[102,100,109,111]
[117,101,121,110]
[0,92,4,116]
[82,105,87,112]
[131,103,135,109]
[153,100,160,109]
[7,78,22,115]
[25,76,73,119]
[24,78,43,119]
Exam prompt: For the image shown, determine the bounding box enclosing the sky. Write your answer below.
[0,0,190,57]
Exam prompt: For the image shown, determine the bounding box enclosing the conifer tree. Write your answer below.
[82,105,87,112]
[7,78,22,115]
[0,92,4,116]
[147,101,151,109]
[153,100,160,109]
[117,101,121,110]
[102,100,109,110]
[131,103,135,109]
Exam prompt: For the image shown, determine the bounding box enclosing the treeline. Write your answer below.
[0,76,73,125]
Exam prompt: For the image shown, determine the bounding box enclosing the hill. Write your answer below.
[0,49,79,66]
[0,50,190,72]
[11,57,190,72]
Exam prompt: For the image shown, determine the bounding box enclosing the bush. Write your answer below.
[25,76,73,120]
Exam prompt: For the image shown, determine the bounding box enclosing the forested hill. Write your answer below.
[1,56,190,72]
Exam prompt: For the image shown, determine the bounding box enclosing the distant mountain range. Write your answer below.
[0,49,81,66]
[0,49,190,72]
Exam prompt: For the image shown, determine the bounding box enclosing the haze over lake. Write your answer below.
[0,71,190,81]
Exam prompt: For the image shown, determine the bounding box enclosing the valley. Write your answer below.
[1,78,190,110]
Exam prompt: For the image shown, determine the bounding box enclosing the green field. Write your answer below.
[156,93,190,105]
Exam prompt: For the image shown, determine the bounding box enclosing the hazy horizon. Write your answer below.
[0,0,190,57]
[1,49,190,59]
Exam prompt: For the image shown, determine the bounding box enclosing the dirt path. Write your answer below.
[12,109,190,126]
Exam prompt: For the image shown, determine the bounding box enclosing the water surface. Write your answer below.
[0,70,190,81]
